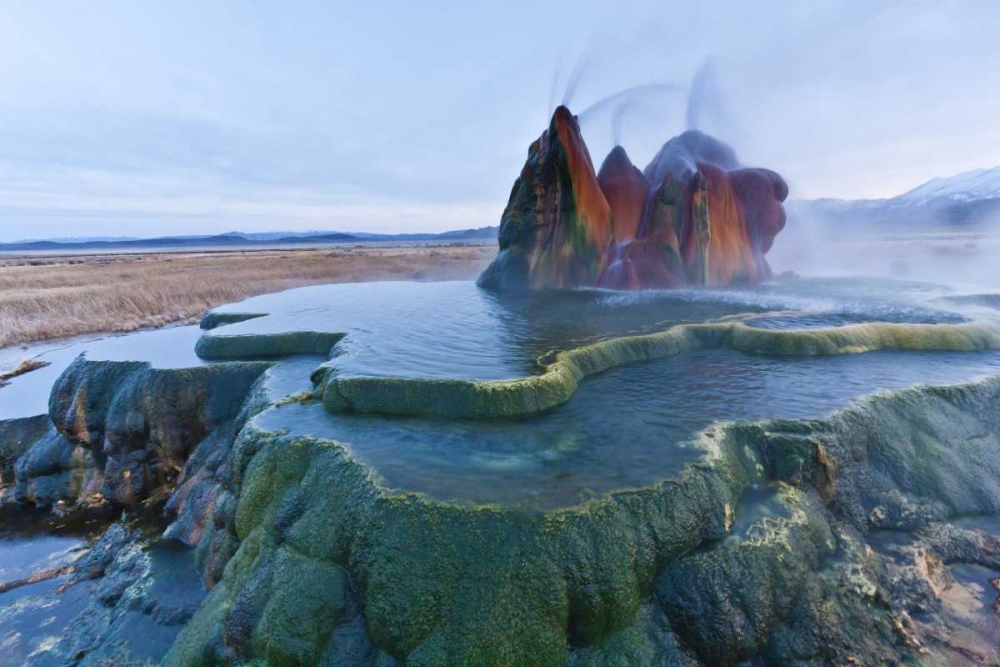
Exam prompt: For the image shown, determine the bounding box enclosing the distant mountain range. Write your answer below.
[0,226,499,252]
[789,166,1000,228]
[10,164,998,251]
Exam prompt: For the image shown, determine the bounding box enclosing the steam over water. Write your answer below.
[199,277,982,380]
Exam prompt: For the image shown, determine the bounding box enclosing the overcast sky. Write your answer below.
[1,0,998,240]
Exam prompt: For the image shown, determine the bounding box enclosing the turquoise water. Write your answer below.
[203,281,764,381]
[258,347,1000,509]
[1,277,985,420]
[202,278,974,382]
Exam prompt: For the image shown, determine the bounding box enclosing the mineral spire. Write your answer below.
[478,108,788,290]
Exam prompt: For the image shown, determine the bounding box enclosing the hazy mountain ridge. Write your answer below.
[0,226,499,252]
[894,166,1000,205]
[790,166,1000,227]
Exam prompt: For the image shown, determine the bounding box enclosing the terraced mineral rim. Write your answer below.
[319,320,1000,418]
[165,403,754,666]
[166,375,1000,665]
[196,330,345,359]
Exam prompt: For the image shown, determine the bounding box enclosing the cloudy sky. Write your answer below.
[1,0,998,241]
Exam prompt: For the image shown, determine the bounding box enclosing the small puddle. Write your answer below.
[0,530,205,666]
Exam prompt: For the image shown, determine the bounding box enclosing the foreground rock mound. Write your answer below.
[3,281,1000,666]
[167,377,1000,666]
[478,106,788,290]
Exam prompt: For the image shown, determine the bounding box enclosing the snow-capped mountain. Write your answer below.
[790,165,1000,228]
[891,166,1000,207]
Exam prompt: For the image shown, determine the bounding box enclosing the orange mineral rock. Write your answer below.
[597,145,649,244]
[479,110,788,290]
[478,106,612,290]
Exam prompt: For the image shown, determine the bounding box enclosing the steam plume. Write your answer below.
[611,99,629,146]
[562,47,596,107]
[685,59,718,130]
[577,83,685,122]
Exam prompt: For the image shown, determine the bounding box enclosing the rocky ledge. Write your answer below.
[2,315,1000,665]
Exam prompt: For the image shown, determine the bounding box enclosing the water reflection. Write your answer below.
[208,278,975,382]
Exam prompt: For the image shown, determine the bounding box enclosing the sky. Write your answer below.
[1,0,998,241]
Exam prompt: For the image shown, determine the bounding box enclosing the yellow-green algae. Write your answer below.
[322,320,1000,418]
[196,331,345,360]
[166,420,746,666]
[167,375,1000,666]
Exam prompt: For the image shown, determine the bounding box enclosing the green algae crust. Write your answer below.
[200,311,269,330]
[196,331,345,360]
[166,373,1000,666]
[322,320,1000,418]
[167,420,746,666]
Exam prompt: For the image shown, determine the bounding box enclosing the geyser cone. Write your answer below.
[597,146,649,244]
[690,163,760,285]
[479,104,789,290]
[478,106,612,290]
[729,167,789,257]
[643,129,740,187]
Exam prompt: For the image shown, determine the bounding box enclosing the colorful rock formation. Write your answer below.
[478,106,789,290]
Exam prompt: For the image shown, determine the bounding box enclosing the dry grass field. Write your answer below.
[0,244,494,348]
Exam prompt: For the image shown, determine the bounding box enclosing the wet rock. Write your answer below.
[43,356,269,515]
[165,426,235,546]
[0,414,50,498]
[199,311,267,330]
[196,330,344,359]
[567,605,700,667]
[655,489,836,665]
[0,520,206,667]
[164,372,1000,666]
[14,426,101,508]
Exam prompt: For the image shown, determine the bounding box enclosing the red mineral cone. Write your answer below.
[597,146,649,244]
[479,112,788,290]
[478,106,612,290]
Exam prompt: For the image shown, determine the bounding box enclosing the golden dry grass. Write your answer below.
[0,244,494,348]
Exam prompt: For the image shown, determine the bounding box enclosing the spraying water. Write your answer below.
[577,83,685,123]
[610,99,629,146]
[685,59,718,130]
[561,46,596,107]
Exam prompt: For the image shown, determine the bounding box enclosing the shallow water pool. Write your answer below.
[204,277,975,382]
[258,347,1000,509]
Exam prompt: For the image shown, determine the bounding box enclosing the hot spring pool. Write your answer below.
[198,277,978,380]
[4,276,1000,509]
[257,346,1000,508]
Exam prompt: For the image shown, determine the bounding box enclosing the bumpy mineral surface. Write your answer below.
[477,106,788,290]
[2,278,1000,665]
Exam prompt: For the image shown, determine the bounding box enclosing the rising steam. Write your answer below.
[685,60,717,130]
[611,99,629,146]
[561,47,596,107]
[554,57,721,148]
[577,83,685,123]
